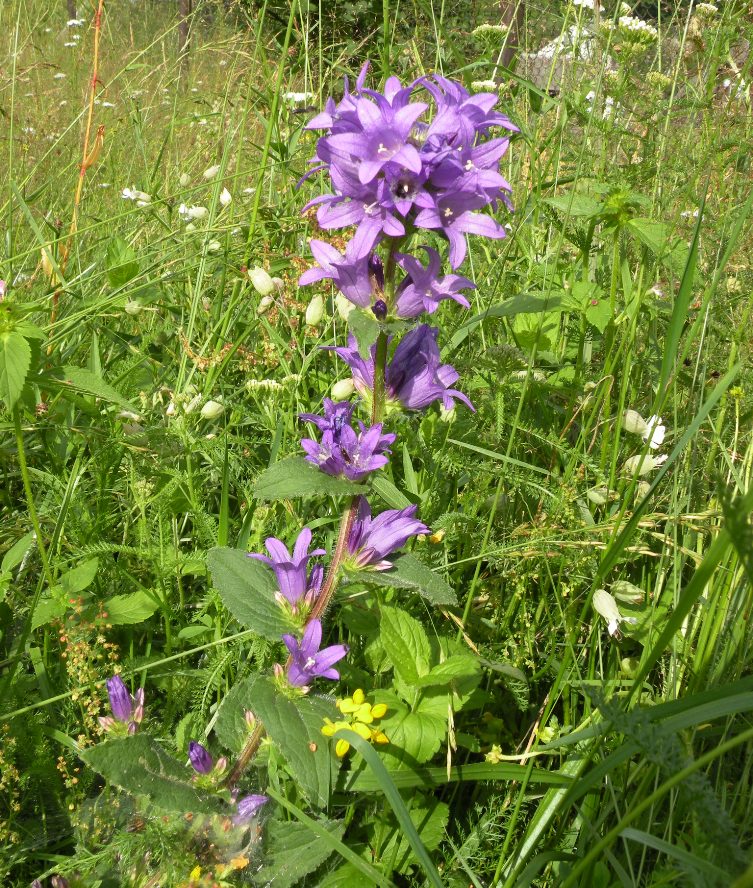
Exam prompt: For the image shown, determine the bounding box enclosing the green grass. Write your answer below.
[1,0,752,885]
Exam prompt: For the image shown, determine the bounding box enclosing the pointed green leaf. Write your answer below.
[347,307,380,359]
[207,547,296,639]
[352,554,456,606]
[251,818,345,888]
[214,675,259,753]
[252,456,364,501]
[104,590,160,625]
[0,331,31,409]
[379,605,431,684]
[53,365,137,412]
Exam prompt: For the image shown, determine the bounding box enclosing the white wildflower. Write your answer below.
[178,204,208,221]
[622,453,668,476]
[207,240,222,253]
[166,401,177,417]
[200,400,225,420]
[67,18,85,26]
[572,0,594,8]
[124,300,142,316]
[611,580,644,605]
[179,172,190,187]
[643,415,665,449]
[64,41,77,47]
[471,80,499,93]
[271,276,285,291]
[219,187,232,207]
[53,72,66,80]
[331,379,356,401]
[184,393,203,414]
[305,294,324,326]
[202,164,221,179]
[592,589,636,637]
[122,188,152,206]
[623,409,648,436]
[248,267,275,297]
[283,91,314,104]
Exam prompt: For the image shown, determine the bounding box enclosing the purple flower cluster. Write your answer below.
[301,65,516,271]
[300,399,396,482]
[332,325,474,412]
[346,496,430,570]
[249,528,324,608]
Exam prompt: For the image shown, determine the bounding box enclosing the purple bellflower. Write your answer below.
[282,619,349,688]
[395,247,475,317]
[188,741,214,774]
[100,675,144,734]
[331,326,474,412]
[346,496,431,570]
[233,794,269,826]
[298,239,375,307]
[249,528,325,608]
[300,399,396,482]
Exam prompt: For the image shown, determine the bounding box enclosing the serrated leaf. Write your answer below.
[60,557,99,594]
[0,330,31,409]
[626,217,687,273]
[252,819,344,887]
[104,590,160,625]
[347,308,380,359]
[545,192,603,217]
[31,596,66,630]
[54,365,137,412]
[351,553,456,605]
[247,676,339,807]
[252,456,363,501]
[107,236,140,288]
[380,605,431,684]
[214,675,259,753]
[377,693,446,765]
[81,735,221,814]
[207,548,296,639]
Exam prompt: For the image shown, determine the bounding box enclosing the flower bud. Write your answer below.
[203,164,220,179]
[200,399,224,420]
[335,293,355,321]
[306,294,324,326]
[248,266,275,296]
[331,378,355,400]
[622,409,648,436]
[256,295,275,315]
[272,276,285,291]
[179,172,190,186]
[611,580,644,605]
[622,454,667,476]
[219,187,232,207]
[372,299,387,320]
[124,300,142,316]
[207,240,222,253]
[184,393,203,414]
[592,588,622,636]
[188,740,213,774]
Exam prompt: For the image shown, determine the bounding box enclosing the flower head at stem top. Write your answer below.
[282,619,349,689]
[248,528,325,608]
[299,398,396,482]
[99,675,144,735]
[232,794,269,826]
[345,496,431,570]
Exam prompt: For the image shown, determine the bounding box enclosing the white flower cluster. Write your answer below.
[121,188,151,207]
[472,22,509,36]
[621,410,669,477]
[283,91,315,105]
[592,589,638,638]
[572,0,595,9]
[471,80,499,93]
[694,2,719,17]
[617,15,658,41]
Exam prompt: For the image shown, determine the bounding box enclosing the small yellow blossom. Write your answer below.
[322,689,388,756]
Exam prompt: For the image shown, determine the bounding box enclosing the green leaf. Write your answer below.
[319,863,377,888]
[2,532,35,573]
[0,330,31,409]
[414,654,480,687]
[81,735,221,814]
[252,456,364,501]
[247,676,339,807]
[104,590,160,625]
[379,606,431,684]
[371,474,413,509]
[31,597,66,630]
[106,236,140,288]
[214,675,259,753]
[53,365,137,412]
[544,192,603,217]
[60,557,99,594]
[348,307,380,359]
[252,818,346,888]
[207,547,296,639]
[626,217,686,273]
[347,553,456,606]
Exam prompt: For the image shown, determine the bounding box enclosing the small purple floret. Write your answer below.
[249,528,325,607]
[188,740,213,774]
[300,399,395,482]
[346,496,431,570]
[395,247,475,317]
[282,619,348,688]
[104,675,144,733]
[233,794,269,826]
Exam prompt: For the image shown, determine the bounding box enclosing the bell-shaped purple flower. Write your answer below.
[395,247,475,317]
[331,326,474,412]
[282,619,348,688]
[248,528,325,607]
[188,740,214,774]
[233,794,269,826]
[298,240,375,308]
[300,399,395,482]
[101,675,144,734]
[346,496,431,570]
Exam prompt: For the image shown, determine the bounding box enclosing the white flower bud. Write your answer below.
[586,487,609,505]
[331,378,355,400]
[184,393,203,414]
[643,415,666,449]
[188,205,208,220]
[622,409,648,436]
[248,266,275,296]
[203,164,220,179]
[592,589,622,636]
[622,454,668,476]
[207,240,222,253]
[305,294,324,326]
[271,276,285,292]
[335,293,355,321]
[179,172,190,187]
[219,187,232,207]
[611,580,644,605]
[200,400,225,420]
[124,300,142,316]
[166,401,177,417]
[256,295,275,315]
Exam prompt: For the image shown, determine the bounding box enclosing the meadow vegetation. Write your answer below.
[1,0,752,885]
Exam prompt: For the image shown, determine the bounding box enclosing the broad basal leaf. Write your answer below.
[253,456,363,501]
[81,735,221,814]
[247,676,339,808]
[207,547,296,639]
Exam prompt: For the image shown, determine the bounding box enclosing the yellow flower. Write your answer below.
[323,690,389,756]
